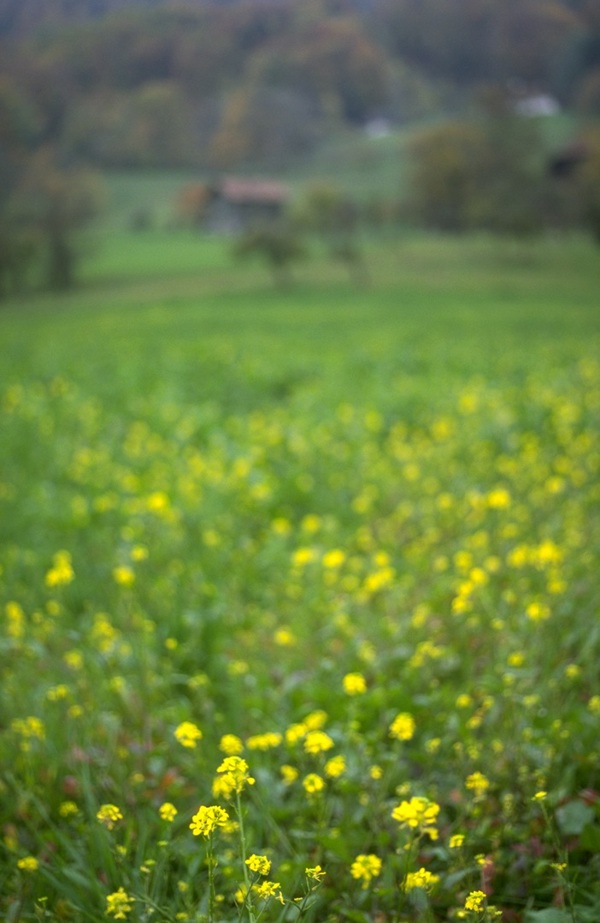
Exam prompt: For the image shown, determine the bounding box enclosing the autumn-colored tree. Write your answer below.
[250,17,388,122]
[209,85,321,169]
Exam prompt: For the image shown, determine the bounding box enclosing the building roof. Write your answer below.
[219,177,290,205]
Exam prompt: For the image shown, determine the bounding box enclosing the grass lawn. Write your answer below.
[1,230,599,923]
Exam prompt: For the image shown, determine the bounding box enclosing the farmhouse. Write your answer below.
[205,177,291,233]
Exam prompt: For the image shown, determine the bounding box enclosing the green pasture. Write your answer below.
[1,229,599,923]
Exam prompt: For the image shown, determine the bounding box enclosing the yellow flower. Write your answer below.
[449,834,465,848]
[96,804,123,830]
[253,880,284,903]
[189,805,229,836]
[343,672,367,695]
[159,802,178,822]
[325,755,346,778]
[403,867,439,892]
[292,547,316,567]
[11,716,45,740]
[174,721,203,749]
[45,550,74,587]
[526,601,550,622]
[112,565,135,587]
[59,801,79,818]
[389,712,415,741]
[106,887,134,919]
[280,764,298,785]
[589,695,600,715]
[305,865,326,882]
[464,890,486,912]
[273,627,295,646]
[17,856,39,872]
[302,773,325,795]
[303,730,335,755]
[323,549,346,569]
[465,771,490,797]
[214,756,255,798]
[391,796,440,840]
[219,734,244,755]
[245,854,271,875]
[350,854,382,888]
[532,791,547,802]
[246,732,282,751]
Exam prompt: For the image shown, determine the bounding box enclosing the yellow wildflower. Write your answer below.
[389,712,415,741]
[280,764,298,785]
[391,796,440,839]
[189,805,229,837]
[466,771,490,797]
[245,854,271,875]
[96,804,123,830]
[325,755,346,778]
[464,890,486,912]
[213,757,255,799]
[45,551,74,587]
[253,881,284,903]
[302,773,325,795]
[159,802,177,822]
[350,854,382,888]
[174,721,203,749]
[343,672,367,695]
[219,734,244,755]
[403,868,439,892]
[106,887,134,919]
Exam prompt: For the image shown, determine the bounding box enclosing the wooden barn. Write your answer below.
[204,177,291,233]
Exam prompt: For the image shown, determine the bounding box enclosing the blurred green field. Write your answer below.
[1,231,599,923]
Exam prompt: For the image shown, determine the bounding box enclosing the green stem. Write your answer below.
[236,790,256,923]
[207,834,216,923]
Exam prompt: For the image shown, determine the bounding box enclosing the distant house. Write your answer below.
[204,177,291,234]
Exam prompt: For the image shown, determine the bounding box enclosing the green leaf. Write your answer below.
[580,823,600,852]
[555,800,595,836]
[524,909,572,923]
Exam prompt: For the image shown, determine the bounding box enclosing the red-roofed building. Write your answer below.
[205,177,291,233]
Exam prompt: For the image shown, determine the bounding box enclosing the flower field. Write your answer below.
[1,236,600,922]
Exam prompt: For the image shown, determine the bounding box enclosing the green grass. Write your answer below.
[1,231,599,923]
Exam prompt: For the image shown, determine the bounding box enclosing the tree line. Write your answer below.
[1,0,600,296]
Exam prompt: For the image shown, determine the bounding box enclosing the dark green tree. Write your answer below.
[233,225,306,289]
[9,147,104,291]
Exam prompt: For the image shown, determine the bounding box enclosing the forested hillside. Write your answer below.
[1,0,599,173]
[1,0,600,296]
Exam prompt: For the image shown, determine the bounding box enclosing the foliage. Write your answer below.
[6,147,105,291]
[406,96,549,237]
[0,233,599,921]
[1,0,599,172]
[232,224,306,287]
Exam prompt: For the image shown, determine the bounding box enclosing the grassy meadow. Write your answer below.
[1,225,600,923]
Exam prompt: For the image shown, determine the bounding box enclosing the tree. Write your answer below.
[406,119,487,232]
[406,92,547,236]
[232,225,306,289]
[9,147,104,291]
[295,182,369,286]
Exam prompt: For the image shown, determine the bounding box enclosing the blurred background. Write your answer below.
[1,0,600,294]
